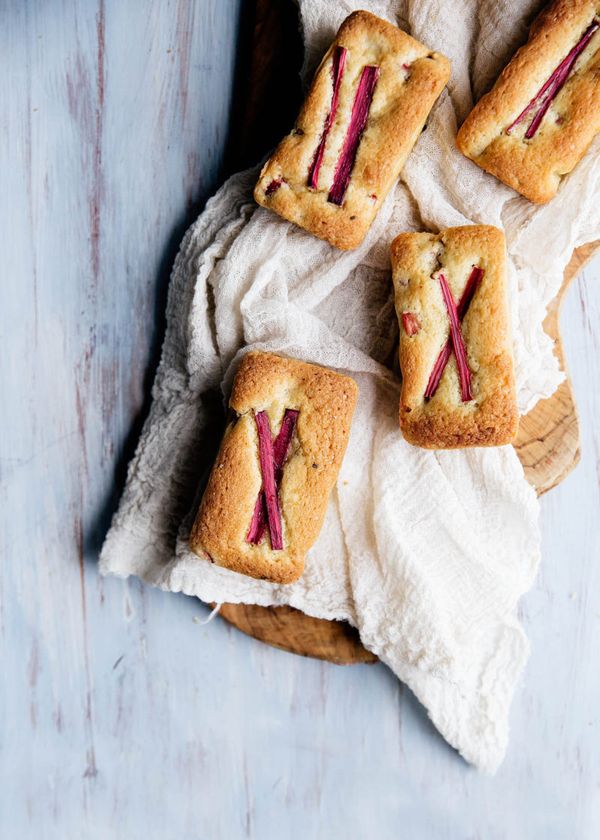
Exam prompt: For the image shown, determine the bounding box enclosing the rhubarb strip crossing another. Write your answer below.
[253,411,284,550]
[424,267,483,400]
[438,274,474,402]
[328,64,380,206]
[307,46,347,190]
[506,19,599,139]
[247,409,299,546]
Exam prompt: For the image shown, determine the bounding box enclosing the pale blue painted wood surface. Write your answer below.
[1,1,599,838]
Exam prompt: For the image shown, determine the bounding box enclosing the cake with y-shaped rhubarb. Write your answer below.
[190,352,358,583]
[254,10,450,249]
[457,0,600,203]
[390,225,518,449]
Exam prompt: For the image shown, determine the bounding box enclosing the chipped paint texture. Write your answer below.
[2,1,600,838]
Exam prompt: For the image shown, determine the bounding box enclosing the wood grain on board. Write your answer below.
[514,241,600,492]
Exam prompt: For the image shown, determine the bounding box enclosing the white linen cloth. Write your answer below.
[100,0,600,772]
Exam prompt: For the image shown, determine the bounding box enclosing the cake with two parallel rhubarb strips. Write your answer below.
[255,10,450,249]
[457,0,600,203]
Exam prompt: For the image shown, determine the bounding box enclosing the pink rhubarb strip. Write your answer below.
[247,409,299,548]
[424,267,483,401]
[307,46,347,190]
[328,64,380,206]
[507,19,599,139]
[438,275,473,402]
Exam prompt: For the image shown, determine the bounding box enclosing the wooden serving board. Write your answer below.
[218,0,599,665]
[220,242,598,665]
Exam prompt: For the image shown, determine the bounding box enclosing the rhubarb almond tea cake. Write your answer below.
[190,352,358,583]
[254,10,450,249]
[391,226,518,449]
[457,0,600,203]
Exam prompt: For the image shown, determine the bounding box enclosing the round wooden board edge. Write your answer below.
[217,241,599,665]
[217,603,377,665]
[514,240,599,493]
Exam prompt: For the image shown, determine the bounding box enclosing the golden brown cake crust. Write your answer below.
[189,352,358,583]
[254,10,450,250]
[390,225,519,449]
[456,0,600,204]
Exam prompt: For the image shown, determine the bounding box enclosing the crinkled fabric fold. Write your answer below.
[100,0,600,772]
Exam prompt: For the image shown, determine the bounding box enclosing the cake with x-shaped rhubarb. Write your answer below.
[254,10,450,250]
[189,352,358,583]
[390,225,518,449]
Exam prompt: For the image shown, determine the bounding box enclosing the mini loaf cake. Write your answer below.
[254,10,450,250]
[390,225,518,449]
[457,0,600,203]
[189,352,358,583]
